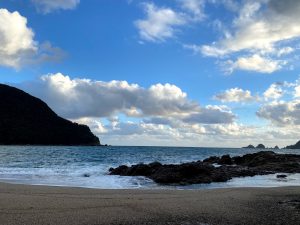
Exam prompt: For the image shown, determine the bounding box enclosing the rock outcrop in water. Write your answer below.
[109,151,300,185]
[256,144,266,149]
[242,144,266,149]
[285,140,300,149]
[242,144,255,149]
[0,84,100,145]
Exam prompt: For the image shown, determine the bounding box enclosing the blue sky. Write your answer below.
[1,0,300,147]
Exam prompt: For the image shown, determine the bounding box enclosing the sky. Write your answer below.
[1,0,300,147]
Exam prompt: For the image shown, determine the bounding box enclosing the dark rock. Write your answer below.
[109,165,129,175]
[274,145,279,149]
[218,155,233,165]
[83,173,90,177]
[152,163,217,184]
[276,174,287,179]
[109,151,300,186]
[203,155,233,165]
[232,151,300,172]
[285,140,300,149]
[0,84,100,145]
[256,144,266,149]
[203,156,220,164]
[243,144,255,149]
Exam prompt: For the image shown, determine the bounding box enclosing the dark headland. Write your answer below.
[286,140,300,149]
[0,84,100,145]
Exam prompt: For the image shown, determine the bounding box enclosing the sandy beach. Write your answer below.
[0,182,299,225]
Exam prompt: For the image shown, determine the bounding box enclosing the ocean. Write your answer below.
[0,146,299,189]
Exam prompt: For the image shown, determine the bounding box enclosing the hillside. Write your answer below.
[0,84,100,145]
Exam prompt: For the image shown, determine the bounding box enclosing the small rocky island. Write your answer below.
[243,144,280,149]
[109,151,300,185]
[243,144,266,149]
[0,84,100,145]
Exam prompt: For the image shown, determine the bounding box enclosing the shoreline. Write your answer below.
[0,182,299,225]
[1,172,300,190]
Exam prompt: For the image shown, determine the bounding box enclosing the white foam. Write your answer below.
[176,173,300,190]
[0,165,158,189]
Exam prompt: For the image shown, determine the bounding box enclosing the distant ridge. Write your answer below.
[0,84,100,146]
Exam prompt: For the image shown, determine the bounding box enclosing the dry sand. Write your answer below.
[0,182,299,225]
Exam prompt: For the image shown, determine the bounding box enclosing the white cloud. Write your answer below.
[295,85,300,98]
[0,9,37,69]
[0,9,64,69]
[31,0,80,14]
[179,0,205,21]
[77,115,300,147]
[16,73,247,146]
[226,54,285,73]
[135,0,209,42]
[74,116,258,147]
[135,3,186,42]
[200,45,227,57]
[19,73,235,125]
[263,83,284,100]
[203,1,300,55]
[18,74,300,147]
[182,105,235,124]
[193,0,300,74]
[204,122,255,137]
[276,47,294,57]
[214,88,258,103]
[257,100,300,127]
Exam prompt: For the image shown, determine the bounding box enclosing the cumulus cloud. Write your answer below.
[31,0,80,14]
[192,0,300,73]
[0,9,37,69]
[15,73,245,146]
[19,74,300,147]
[263,83,284,100]
[82,74,300,147]
[257,100,300,127]
[202,1,300,55]
[204,122,255,137]
[135,0,209,42]
[18,73,235,126]
[214,88,258,103]
[135,3,186,42]
[73,115,257,147]
[226,54,285,74]
[276,47,294,57]
[182,105,235,124]
[0,9,63,69]
[295,85,300,98]
[178,0,206,21]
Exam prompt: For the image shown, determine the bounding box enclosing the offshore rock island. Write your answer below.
[0,84,100,146]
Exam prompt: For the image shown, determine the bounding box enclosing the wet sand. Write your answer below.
[0,182,299,225]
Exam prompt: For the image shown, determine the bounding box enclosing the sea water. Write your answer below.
[0,146,299,189]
